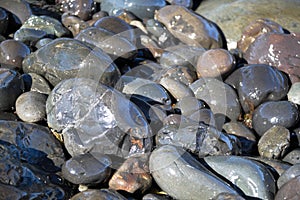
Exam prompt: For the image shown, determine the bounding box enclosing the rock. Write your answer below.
[275,176,300,200]
[100,0,166,20]
[143,193,172,200]
[257,126,290,159]
[196,48,235,78]
[204,155,276,200]
[109,155,152,193]
[288,82,300,105]
[156,5,225,48]
[46,78,152,158]
[196,0,300,48]
[283,148,300,165]
[244,33,300,83]
[0,0,32,24]
[20,15,69,38]
[252,101,299,136]
[70,189,127,200]
[0,68,24,111]
[26,72,52,95]
[277,163,300,189]
[149,145,240,200]
[60,0,95,20]
[225,64,290,113]
[22,38,121,87]
[212,193,246,200]
[61,13,89,37]
[15,91,47,123]
[62,153,111,185]
[0,8,8,35]
[14,28,47,46]
[237,18,284,53]
[166,0,193,8]
[0,39,30,70]
[190,77,241,121]
[156,122,241,157]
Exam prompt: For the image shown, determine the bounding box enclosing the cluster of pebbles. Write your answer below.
[0,0,299,199]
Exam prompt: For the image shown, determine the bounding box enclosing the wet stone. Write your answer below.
[156,121,241,157]
[142,193,173,200]
[0,68,24,111]
[190,77,241,121]
[189,108,216,127]
[196,48,235,78]
[0,8,8,35]
[0,0,32,24]
[149,145,239,200]
[46,78,152,158]
[15,91,47,123]
[275,176,300,200]
[100,0,166,20]
[35,38,53,49]
[60,0,95,21]
[70,189,127,200]
[237,18,284,53]
[175,96,206,116]
[277,163,300,189]
[252,101,299,136]
[26,72,52,95]
[212,193,246,200]
[156,5,225,49]
[258,126,290,159]
[20,15,69,38]
[244,33,300,83]
[288,82,300,105]
[204,155,276,200]
[225,64,290,113]
[22,38,120,87]
[109,155,152,193]
[166,0,193,8]
[282,148,300,165]
[125,61,163,79]
[14,28,47,46]
[61,13,89,37]
[0,39,30,70]
[62,153,111,185]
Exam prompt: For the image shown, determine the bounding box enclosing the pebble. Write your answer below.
[149,145,239,200]
[0,68,24,111]
[14,28,47,46]
[61,13,89,37]
[225,64,290,113]
[46,78,152,157]
[237,18,284,53]
[15,91,47,123]
[257,126,290,159]
[288,82,300,105]
[166,0,193,8]
[0,0,32,24]
[143,193,172,200]
[204,155,276,199]
[20,15,69,38]
[156,5,225,48]
[275,176,300,200]
[277,163,300,189]
[60,0,95,21]
[0,39,30,70]
[190,77,241,121]
[282,148,300,165]
[26,72,52,95]
[70,189,127,200]
[196,48,235,78]
[100,0,166,20]
[22,38,121,87]
[244,33,300,83]
[252,101,299,136]
[35,38,53,49]
[62,153,111,185]
[109,155,152,193]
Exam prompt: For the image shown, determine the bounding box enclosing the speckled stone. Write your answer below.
[288,82,300,105]
[15,91,47,123]
[277,163,300,189]
[283,148,300,165]
[275,176,300,200]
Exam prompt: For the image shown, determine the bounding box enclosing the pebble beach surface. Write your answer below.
[0,0,299,199]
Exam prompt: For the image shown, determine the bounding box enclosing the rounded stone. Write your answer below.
[15,91,47,123]
[14,28,47,46]
[196,49,235,78]
[283,148,300,165]
[70,189,127,200]
[252,101,299,136]
[62,153,111,185]
[0,39,30,70]
[60,0,95,20]
[0,68,24,111]
[288,82,300,105]
[0,8,8,35]
[275,176,300,200]
[27,73,51,95]
[277,163,300,189]
[257,126,290,159]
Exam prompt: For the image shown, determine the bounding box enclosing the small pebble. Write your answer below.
[26,73,52,95]
[196,49,235,78]
[283,148,300,165]
[62,153,111,185]
[257,126,290,159]
[277,163,300,189]
[252,101,299,136]
[288,82,300,105]
[15,91,47,123]
[70,189,127,200]
[275,176,300,200]
[14,28,47,46]
[60,0,95,21]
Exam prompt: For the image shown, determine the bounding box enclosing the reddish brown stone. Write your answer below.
[237,18,284,53]
[244,33,300,83]
[109,155,152,193]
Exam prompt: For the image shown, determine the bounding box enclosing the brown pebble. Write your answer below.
[237,18,284,53]
[196,49,235,78]
[275,175,300,200]
[0,39,30,70]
